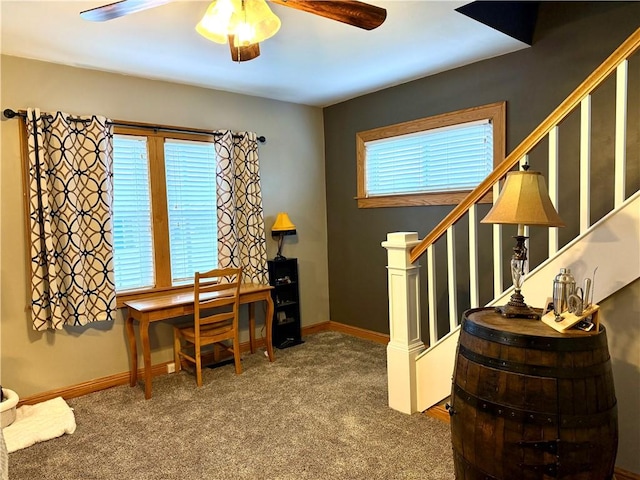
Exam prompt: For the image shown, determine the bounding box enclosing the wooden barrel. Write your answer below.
[450,308,618,480]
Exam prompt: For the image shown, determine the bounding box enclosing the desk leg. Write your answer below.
[248,303,256,354]
[265,294,275,362]
[125,313,138,387]
[140,320,153,399]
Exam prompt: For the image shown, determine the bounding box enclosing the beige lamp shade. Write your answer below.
[196,0,281,46]
[481,170,565,227]
[272,212,296,235]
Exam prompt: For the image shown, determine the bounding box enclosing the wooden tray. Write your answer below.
[541,304,600,332]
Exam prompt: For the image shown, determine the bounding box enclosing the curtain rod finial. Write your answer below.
[3,109,19,119]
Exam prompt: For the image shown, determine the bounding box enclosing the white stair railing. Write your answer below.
[384,27,640,414]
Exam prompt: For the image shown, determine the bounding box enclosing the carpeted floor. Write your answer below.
[7,332,454,479]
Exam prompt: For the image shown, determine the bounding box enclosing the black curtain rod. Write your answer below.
[2,109,266,143]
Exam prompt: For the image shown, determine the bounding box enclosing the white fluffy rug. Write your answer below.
[2,397,76,453]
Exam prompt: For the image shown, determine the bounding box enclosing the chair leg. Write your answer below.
[195,346,203,387]
[233,335,243,375]
[173,328,182,373]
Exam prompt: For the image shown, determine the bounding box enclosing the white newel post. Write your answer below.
[382,232,424,414]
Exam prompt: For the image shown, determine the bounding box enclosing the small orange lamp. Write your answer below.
[271,212,296,261]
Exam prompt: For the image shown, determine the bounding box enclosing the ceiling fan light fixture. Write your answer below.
[196,0,280,46]
[196,0,236,44]
[233,0,281,45]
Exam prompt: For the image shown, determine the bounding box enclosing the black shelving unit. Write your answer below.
[267,258,303,349]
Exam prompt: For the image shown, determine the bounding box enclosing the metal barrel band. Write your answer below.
[461,315,606,351]
[454,384,617,429]
[560,403,618,428]
[517,439,596,455]
[458,344,610,379]
[452,384,557,425]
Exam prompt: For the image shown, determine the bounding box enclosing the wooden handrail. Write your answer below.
[410,26,640,264]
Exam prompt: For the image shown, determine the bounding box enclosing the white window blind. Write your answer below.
[164,139,218,285]
[365,120,493,197]
[112,135,155,291]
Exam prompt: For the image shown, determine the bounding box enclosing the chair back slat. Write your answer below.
[194,268,242,330]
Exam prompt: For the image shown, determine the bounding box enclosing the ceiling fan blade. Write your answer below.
[80,0,170,22]
[228,36,261,62]
[269,0,386,30]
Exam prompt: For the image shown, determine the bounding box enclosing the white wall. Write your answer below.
[599,279,640,474]
[0,55,330,397]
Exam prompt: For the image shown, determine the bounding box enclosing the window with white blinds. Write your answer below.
[365,120,493,196]
[164,140,217,284]
[112,135,155,291]
[355,102,505,208]
[111,130,219,294]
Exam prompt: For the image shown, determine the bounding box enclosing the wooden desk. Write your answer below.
[125,283,274,399]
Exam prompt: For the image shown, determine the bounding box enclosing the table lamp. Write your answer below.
[481,167,565,319]
[271,212,296,261]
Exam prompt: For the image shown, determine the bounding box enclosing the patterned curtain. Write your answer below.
[214,131,268,284]
[25,108,116,331]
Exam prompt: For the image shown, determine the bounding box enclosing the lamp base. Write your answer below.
[494,289,540,319]
[274,235,286,261]
[494,304,540,319]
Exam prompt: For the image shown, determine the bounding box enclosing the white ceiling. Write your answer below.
[0,1,529,107]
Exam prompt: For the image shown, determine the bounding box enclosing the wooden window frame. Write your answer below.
[355,102,506,208]
[113,126,217,307]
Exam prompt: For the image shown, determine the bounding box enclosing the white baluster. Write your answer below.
[492,182,503,296]
[615,60,628,207]
[520,156,531,239]
[580,95,592,232]
[548,126,559,255]
[427,244,438,346]
[469,205,479,309]
[447,226,458,330]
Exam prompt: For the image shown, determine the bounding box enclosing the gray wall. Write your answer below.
[323,1,640,334]
[323,1,640,473]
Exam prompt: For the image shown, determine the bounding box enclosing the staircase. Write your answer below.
[382,27,640,415]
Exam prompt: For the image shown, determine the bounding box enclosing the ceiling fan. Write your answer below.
[80,0,387,62]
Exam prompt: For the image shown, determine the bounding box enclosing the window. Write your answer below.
[164,140,217,284]
[111,128,218,300]
[356,102,505,208]
[112,135,154,291]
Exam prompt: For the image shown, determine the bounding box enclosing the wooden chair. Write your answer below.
[173,267,243,387]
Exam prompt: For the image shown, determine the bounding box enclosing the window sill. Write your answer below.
[355,190,493,208]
